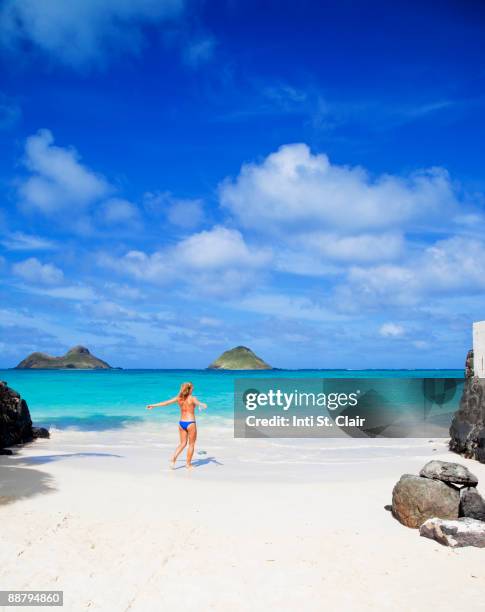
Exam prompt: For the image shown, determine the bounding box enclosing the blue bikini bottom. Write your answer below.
[179,420,195,431]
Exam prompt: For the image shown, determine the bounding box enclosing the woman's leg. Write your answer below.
[186,424,197,468]
[171,426,188,466]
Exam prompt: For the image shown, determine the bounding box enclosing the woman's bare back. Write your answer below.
[178,396,197,421]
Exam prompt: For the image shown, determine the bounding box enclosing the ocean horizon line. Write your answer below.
[0,367,464,373]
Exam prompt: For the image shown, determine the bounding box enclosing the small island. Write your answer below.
[208,346,272,370]
[15,345,113,370]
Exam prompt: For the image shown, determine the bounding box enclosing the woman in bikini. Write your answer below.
[146,382,207,469]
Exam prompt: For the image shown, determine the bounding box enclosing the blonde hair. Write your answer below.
[178,382,193,400]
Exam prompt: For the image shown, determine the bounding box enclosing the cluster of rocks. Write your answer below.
[0,381,49,455]
[449,349,485,463]
[392,460,485,547]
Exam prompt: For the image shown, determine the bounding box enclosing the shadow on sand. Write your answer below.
[0,461,56,506]
[173,456,223,470]
[10,452,123,466]
[0,451,123,505]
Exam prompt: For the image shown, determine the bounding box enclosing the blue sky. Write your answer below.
[1,0,485,369]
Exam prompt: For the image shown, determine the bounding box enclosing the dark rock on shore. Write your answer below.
[460,487,485,521]
[0,381,49,452]
[449,349,485,463]
[16,345,113,370]
[419,460,478,487]
[32,427,50,439]
[0,381,33,448]
[391,474,459,528]
[420,517,485,547]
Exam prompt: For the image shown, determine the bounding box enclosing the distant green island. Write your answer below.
[14,344,270,370]
[15,346,113,370]
[208,346,272,370]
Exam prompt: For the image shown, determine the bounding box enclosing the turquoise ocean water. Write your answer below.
[0,369,463,431]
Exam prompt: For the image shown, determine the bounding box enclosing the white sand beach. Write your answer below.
[1,425,484,612]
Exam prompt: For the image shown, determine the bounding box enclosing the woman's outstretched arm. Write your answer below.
[193,396,208,410]
[146,395,178,410]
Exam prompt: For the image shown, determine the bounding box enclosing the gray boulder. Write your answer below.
[420,517,485,547]
[392,474,459,528]
[419,460,478,487]
[449,350,485,463]
[460,487,485,521]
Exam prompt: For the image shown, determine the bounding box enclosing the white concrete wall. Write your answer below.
[473,321,485,378]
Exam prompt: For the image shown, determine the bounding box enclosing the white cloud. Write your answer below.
[263,84,308,108]
[340,236,485,307]
[37,285,98,300]
[379,322,405,337]
[182,35,216,67]
[87,300,141,319]
[216,142,485,304]
[199,316,221,327]
[274,250,341,277]
[344,264,417,305]
[11,280,98,301]
[0,306,116,351]
[173,226,269,270]
[291,231,404,263]
[413,340,429,350]
[100,198,140,224]
[454,213,485,227]
[100,249,168,283]
[103,282,145,300]
[144,191,205,229]
[20,129,110,214]
[1,231,57,251]
[167,198,204,228]
[99,225,271,295]
[219,143,458,232]
[0,0,185,68]
[12,257,63,285]
[236,292,346,322]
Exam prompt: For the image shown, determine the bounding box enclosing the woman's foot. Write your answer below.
[186,463,193,470]
[170,457,176,469]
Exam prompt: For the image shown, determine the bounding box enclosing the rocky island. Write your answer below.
[208,346,272,370]
[15,345,113,370]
